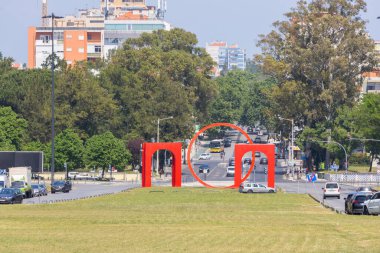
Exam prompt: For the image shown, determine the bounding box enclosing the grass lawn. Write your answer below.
[0,188,379,253]
[348,165,372,173]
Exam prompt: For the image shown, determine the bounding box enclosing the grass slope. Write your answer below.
[0,188,379,253]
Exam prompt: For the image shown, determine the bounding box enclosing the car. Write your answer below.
[31,184,42,197]
[243,158,252,165]
[51,180,71,194]
[247,127,254,134]
[0,188,23,204]
[199,153,211,160]
[38,184,48,196]
[229,158,235,166]
[224,139,232,147]
[67,172,79,180]
[260,158,268,165]
[322,182,340,199]
[356,187,377,193]
[254,137,261,143]
[347,192,373,215]
[255,152,261,158]
[198,164,210,173]
[363,192,380,215]
[226,166,235,177]
[239,182,276,193]
[32,173,44,180]
[344,193,355,214]
[75,173,96,180]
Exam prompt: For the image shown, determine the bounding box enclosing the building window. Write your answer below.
[78,35,85,41]
[40,35,50,43]
[95,46,101,53]
[87,34,92,40]
[78,48,85,53]
[66,34,72,39]
[66,47,72,52]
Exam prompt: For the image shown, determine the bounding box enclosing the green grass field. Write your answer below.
[0,188,379,253]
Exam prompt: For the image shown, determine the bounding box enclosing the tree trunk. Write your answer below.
[369,152,374,173]
[102,167,105,178]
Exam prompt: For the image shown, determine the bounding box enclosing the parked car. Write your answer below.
[322,182,340,199]
[198,164,210,174]
[0,188,23,204]
[356,187,377,193]
[32,173,44,180]
[239,182,276,193]
[67,172,79,180]
[226,166,235,177]
[199,153,211,160]
[75,173,96,180]
[229,158,235,166]
[255,152,261,157]
[31,184,42,197]
[51,180,71,194]
[247,127,254,134]
[254,137,261,143]
[260,158,268,165]
[344,193,355,214]
[363,192,380,215]
[38,184,48,196]
[347,192,373,215]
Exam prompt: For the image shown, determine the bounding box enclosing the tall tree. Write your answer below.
[0,106,27,150]
[84,132,131,177]
[257,0,376,128]
[101,28,217,141]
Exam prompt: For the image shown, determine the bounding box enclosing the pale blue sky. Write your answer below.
[1,0,380,64]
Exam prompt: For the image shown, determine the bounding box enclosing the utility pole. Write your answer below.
[326,129,332,170]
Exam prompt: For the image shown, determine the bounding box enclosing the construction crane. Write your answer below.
[42,0,48,27]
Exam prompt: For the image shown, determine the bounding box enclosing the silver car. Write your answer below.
[239,182,276,193]
[364,192,380,215]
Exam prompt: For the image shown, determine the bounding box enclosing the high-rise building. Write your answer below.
[206,41,246,76]
[28,0,170,68]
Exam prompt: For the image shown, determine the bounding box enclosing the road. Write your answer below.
[22,181,139,205]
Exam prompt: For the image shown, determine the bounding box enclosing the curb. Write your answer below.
[308,193,344,214]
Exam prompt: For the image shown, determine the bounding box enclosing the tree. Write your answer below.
[350,94,380,171]
[45,129,84,172]
[127,138,144,170]
[100,28,217,141]
[0,106,27,150]
[257,0,376,128]
[84,132,131,177]
[0,52,13,75]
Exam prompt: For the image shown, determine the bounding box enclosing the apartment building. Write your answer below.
[28,0,169,68]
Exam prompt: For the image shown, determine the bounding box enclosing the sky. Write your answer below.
[1,0,380,64]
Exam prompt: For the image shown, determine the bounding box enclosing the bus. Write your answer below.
[209,139,224,153]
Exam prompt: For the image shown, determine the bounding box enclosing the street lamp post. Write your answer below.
[279,117,294,166]
[156,116,173,176]
[42,13,63,185]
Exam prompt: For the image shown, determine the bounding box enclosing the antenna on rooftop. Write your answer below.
[157,0,167,19]
[41,0,48,27]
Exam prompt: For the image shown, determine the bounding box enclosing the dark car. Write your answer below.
[247,127,254,134]
[344,193,355,214]
[229,158,235,166]
[224,139,232,147]
[254,137,261,143]
[260,158,268,165]
[347,192,373,214]
[51,180,71,194]
[198,164,210,174]
[243,158,252,165]
[32,173,44,180]
[0,188,23,204]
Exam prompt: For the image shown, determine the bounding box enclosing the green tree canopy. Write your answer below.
[0,106,27,151]
[84,131,131,176]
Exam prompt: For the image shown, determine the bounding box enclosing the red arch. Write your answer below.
[234,144,276,188]
[142,143,182,188]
